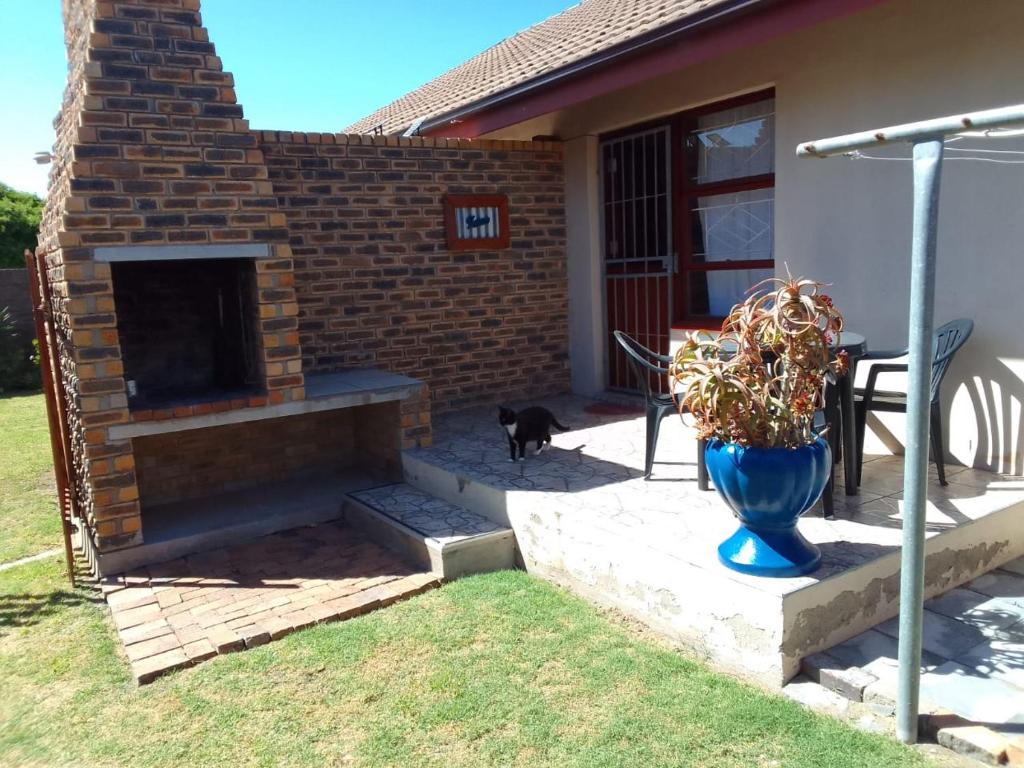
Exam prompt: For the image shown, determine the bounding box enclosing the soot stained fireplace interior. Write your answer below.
[111,258,261,410]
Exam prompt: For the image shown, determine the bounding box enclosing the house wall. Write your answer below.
[492,0,1024,473]
[259,132,570,413]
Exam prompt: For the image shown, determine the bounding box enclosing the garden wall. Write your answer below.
[259,132,569,413]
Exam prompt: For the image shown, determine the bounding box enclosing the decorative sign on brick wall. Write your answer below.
[443,194,510,251]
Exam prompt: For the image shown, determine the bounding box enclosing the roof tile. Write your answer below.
[346,0,737,135]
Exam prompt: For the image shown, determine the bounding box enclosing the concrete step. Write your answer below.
[343,483,516,579]
[801,563,1024,765]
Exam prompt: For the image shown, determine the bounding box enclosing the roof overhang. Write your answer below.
[421,0,891,138]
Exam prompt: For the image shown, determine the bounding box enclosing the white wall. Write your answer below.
[488,0,1024,473]
[564,135,606,396]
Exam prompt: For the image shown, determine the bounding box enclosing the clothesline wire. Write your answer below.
[945,146,1024,155]
[842,129,1024,164]
[845,150,1024,164]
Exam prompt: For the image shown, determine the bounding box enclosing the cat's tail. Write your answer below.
[551,417,570,432]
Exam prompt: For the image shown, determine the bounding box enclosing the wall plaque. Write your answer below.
[443,194,510,251]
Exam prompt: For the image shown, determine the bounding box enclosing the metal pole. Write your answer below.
[797,103,1024,157]
[795,101,1024,745]
[896,138,944,743]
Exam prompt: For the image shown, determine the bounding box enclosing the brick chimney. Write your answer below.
[39,0,304,558]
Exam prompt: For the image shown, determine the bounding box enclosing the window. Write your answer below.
[673,91,775,324]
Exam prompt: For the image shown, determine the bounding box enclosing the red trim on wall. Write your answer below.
[423,0,890,139]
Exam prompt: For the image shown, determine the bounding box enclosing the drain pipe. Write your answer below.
[797,102,1024,743]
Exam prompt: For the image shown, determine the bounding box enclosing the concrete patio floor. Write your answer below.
[401,393,1024,685]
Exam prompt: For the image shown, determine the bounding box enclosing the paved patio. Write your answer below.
[401,393,1024,684]
[409,393,1024,579]
[101,521,439,683]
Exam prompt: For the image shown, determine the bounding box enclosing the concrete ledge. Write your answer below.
[94,243,270,262]
[344,485,515,579]
[111,369,424,440]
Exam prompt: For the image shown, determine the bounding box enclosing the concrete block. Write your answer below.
[344,486,515,579]
[782,675,851,718]
[801,651,877,701]
[1006,735,1024,766]
[937,726,1009,766]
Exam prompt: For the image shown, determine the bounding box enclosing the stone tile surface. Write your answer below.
[969,570,1024,606]
[104,521,439,684]
[351,483,504,543]
[875,609,990,660]
[805,565,1024,758]
[926,588,1024,634]
[410,394,1023,597]
[921,661,1024,724]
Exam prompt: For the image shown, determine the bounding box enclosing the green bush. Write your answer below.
[0,306,39,393]
[0,182,43,269]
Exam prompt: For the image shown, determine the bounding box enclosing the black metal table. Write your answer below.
[833,331,868,495]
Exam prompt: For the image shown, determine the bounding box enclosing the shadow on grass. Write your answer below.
[0,587,101,634]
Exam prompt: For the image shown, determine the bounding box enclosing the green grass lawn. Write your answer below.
[0,557,926,768]
[0,392,61,564]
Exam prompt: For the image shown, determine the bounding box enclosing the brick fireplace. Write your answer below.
[37,0,567,576]
[110,253,261,410]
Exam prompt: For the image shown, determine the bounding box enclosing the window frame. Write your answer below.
[670,88,776,327]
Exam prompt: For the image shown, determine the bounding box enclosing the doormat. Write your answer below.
[584,401,645,416]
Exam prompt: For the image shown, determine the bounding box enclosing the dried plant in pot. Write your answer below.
[670,276,847,577]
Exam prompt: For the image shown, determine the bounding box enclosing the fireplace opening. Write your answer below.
[112,258,261,409]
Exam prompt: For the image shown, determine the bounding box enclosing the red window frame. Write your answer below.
[671,88,775,327]
[599,89,776,327]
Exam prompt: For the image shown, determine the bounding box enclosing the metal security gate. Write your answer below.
[601,126,672,393]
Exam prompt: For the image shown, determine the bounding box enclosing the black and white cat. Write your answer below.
[498,406,569,462]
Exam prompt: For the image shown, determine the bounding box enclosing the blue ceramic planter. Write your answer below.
[705,437,830,577]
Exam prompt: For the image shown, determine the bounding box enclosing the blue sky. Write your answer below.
[0,0,574,197]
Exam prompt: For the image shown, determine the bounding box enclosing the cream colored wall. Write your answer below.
[488,0,1024,473]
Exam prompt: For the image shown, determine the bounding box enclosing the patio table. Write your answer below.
[833,331,867,495]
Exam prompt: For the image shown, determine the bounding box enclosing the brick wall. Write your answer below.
[134,409,357,507]
[259,133,570,413]
[41,0,564,567]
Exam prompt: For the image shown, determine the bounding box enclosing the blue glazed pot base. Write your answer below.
[717,526,822,578]
[705,437,830,578]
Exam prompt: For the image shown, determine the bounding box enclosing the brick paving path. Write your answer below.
[100,521,439,683]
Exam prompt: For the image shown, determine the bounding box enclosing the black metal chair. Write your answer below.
[854,318,973,486]
[613,330,708,488]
